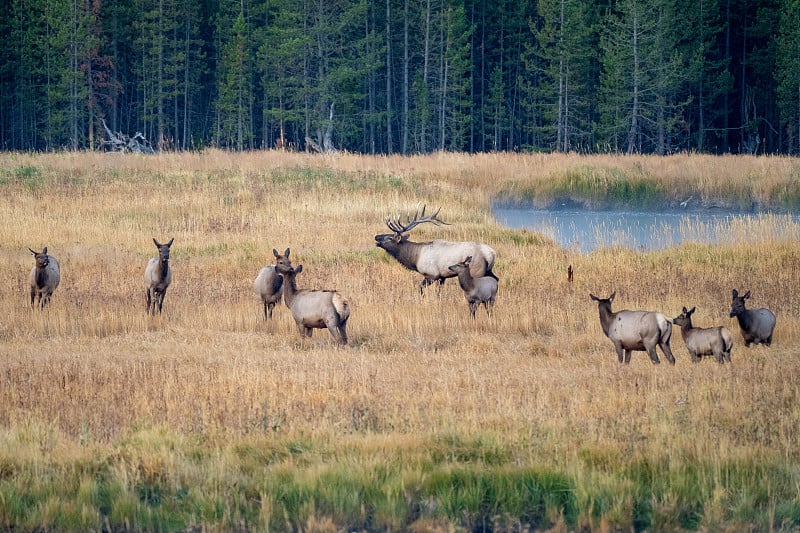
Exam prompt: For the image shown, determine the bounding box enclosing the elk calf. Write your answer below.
[729,289,776,346]
[673,306,733,363]
[144,238,174,315]
[448,256,498,318]
[29,246,60,309]
[276,263,350,345]
[253,248,291,319]
[590,292,675,365]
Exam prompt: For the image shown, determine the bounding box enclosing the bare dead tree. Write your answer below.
[101,119,156,154]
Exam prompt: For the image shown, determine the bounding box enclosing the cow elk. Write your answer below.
[253,248,292,319]
[276,262,350,346]
[448,256,498,318]
[673,306,733,363]
[29,246,61,309]
[144,238,174,315]
[729,289,776,347]
[589,292,675,365]
[375,205,497,295]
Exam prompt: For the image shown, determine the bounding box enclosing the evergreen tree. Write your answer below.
[777,0,800,153]
[438,1,472,151]
[215,7,253,150]
[535,0,595,152]
[598,0,686,153]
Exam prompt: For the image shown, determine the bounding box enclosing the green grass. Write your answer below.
[1,424,799,531]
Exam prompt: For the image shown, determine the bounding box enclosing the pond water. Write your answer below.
[493,204,800,253]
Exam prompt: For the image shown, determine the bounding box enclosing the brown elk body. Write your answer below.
[29,247,61,309]
[144,238,173,315]
[590,292,675,365]
[276,263,350,345]
[253,248,292,319]
[375,206,497,294]
[729,289,776,347]
[448,256,498,318]
[673,306,733,363]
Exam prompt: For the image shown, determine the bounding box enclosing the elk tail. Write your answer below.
[333,293,351,321]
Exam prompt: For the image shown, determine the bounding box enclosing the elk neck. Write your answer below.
[596,302,615,336]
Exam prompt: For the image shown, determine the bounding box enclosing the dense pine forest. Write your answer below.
[2,0,799,155]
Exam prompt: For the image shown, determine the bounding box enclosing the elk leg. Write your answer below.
[614,344,624,363]
[659,343,676,365]
[419,278,433,295]
[645,347,660,364]
[336,326,348,346]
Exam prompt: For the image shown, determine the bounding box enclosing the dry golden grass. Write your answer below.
[1,150,799,529]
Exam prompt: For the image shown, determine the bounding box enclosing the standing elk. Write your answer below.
[590,292,676,365]
[275,262,351,345]
[29,246,61,309]
[673,306,733,363]
[374,205,497,295]
[144,238,174,315]
[729,289,776,346]
[253,248,292,319]
[448,256,498,318]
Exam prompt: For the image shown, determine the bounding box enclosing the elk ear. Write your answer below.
[29,247,36,255]
[166,238,174,247]
[273,248,279,258]
[464,255,473,264]
[682,306,688,313]
[284,248,290,257]
[153,238,160,247]
[589,293,598,302]
[42,247,48,255]
[609,292,616,301]
[732,289,738,298]
[688,306,696,315]
[394,233,405,243]
[295,264,303,274]
[743,291,751,299]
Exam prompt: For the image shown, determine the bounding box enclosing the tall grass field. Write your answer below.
[1,151,800,532]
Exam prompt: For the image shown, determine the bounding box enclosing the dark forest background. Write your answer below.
[2,0,799,155]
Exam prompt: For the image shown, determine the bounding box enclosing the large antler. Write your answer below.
[385,205,450,234]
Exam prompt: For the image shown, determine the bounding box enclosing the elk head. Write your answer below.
[374,205,450,251]
[29,247,50,269]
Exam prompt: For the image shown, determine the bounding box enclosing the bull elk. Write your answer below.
[729,289,776,347]
[374,205,497,295]
[275,262,351,346]
[673,306,733,363]
[590,292,676,365]
[29,246,61,309]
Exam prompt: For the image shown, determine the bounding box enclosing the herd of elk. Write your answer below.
[23,208,781,358]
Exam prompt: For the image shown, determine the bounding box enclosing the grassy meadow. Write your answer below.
[1,150,800,531]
